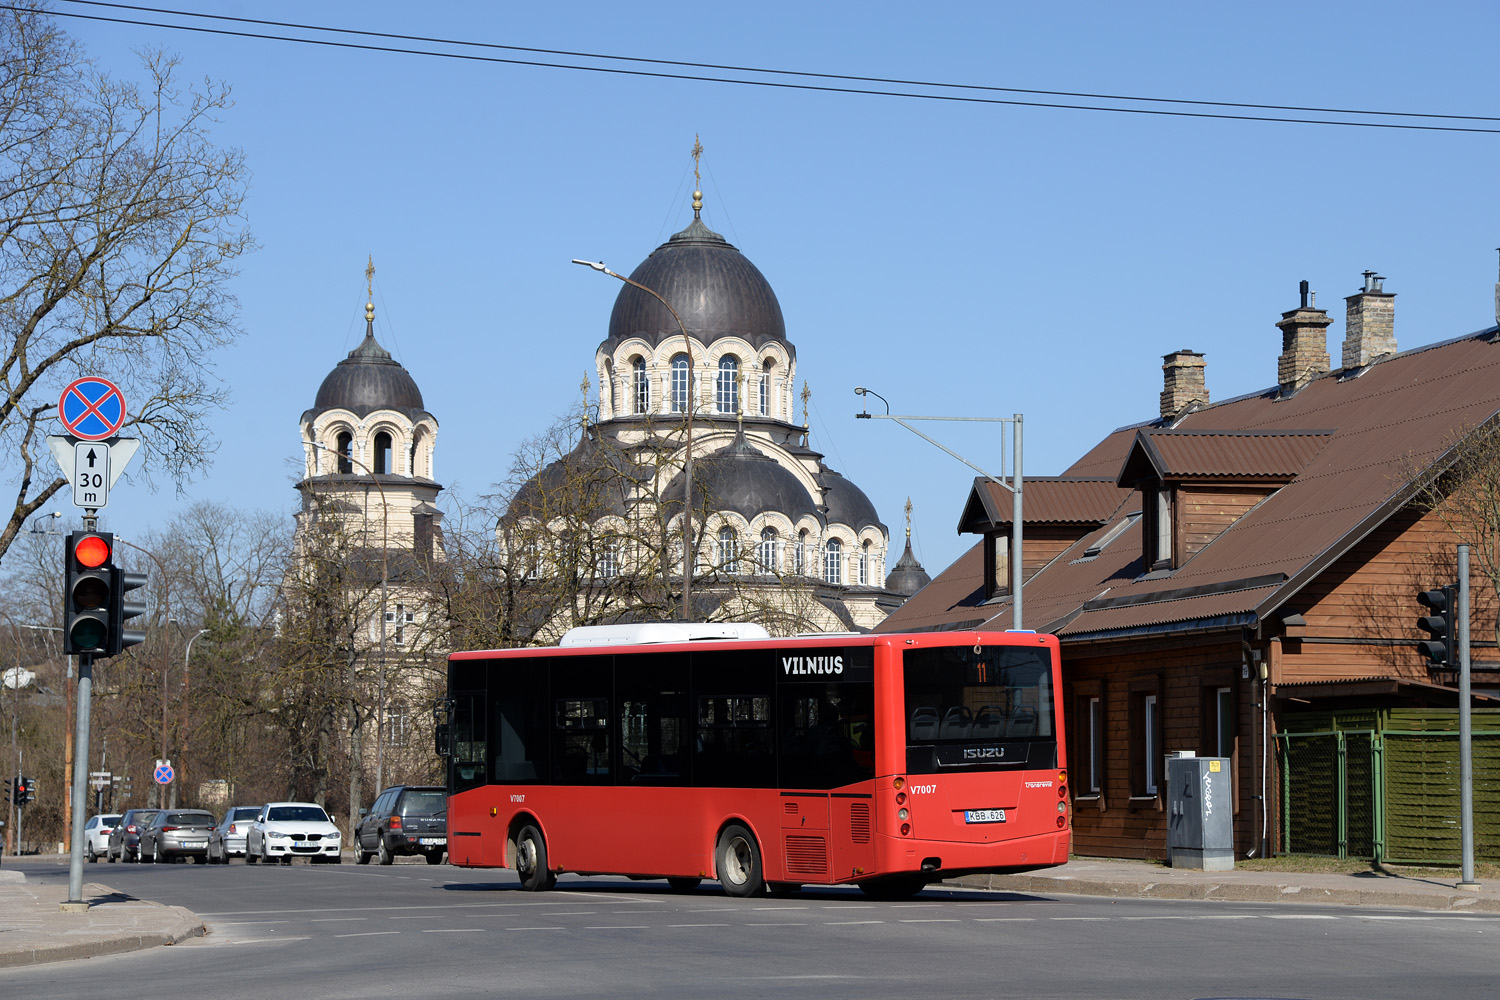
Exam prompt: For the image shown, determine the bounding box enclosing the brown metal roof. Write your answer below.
[957,477,1126,532]
[879,328,1500,640]
[1116,429,1333,485]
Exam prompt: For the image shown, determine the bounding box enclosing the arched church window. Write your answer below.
[717,356,739,414]
[859,540,871,585]
[337,431,353,474]
[633,357,650,414]
[718,526,740,574]
[374,431,392,475]
[759,528,778,573]
[824,538,843,585]
[759,361,771,417]
[671,354,690,413]
[795,530,808,575]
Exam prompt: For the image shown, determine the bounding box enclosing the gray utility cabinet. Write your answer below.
[1166,753,1233,871]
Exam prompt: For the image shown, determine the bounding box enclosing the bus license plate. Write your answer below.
[964,809,1006,824]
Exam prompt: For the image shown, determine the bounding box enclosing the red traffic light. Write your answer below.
[74,534,110,568]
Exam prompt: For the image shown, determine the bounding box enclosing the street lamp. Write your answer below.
[855,389,1025,630]
[572,258,697,620]
[307,439,391,802]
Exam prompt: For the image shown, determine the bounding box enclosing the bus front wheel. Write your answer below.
[515,825,556,892]
[716,824,764,898]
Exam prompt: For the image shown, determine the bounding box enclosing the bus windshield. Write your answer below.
[903,644,1055,773]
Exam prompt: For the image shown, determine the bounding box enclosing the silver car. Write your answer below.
[207,805,263,863]
[139,809,216,864]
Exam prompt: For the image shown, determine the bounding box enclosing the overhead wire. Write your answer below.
[38,0,1500,135]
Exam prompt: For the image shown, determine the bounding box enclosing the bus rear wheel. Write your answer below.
[858,874,928,900]
[716,824,764,898]
[515,825,555,891]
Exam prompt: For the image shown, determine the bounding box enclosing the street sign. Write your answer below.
[58,377,127,441]
[153,762,174,785]
[72,441,110,509]
[47,435,141,490]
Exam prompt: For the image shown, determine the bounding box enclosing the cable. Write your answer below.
[35,1,1500,135]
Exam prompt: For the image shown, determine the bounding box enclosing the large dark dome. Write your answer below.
[668,432,819,523]
[310,330,428,419]
[602,216,792,359]
[818,469,885,533]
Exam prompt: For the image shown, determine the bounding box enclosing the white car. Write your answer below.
[245,802,343,865]
[84,813,122,862]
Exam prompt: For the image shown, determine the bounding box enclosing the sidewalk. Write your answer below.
[953,857,1500,913]
[0,866,204,969]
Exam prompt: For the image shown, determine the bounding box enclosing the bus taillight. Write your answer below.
[900,823,911,836]
[895,791,906,805]
[1058,770,1068,798]
[893,776,905,790]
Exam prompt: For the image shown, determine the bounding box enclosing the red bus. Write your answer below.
[439,623,1069,898]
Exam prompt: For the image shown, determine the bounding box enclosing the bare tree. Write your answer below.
[0,6,253,563]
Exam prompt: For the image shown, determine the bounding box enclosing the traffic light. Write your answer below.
[21,777,34,804]
[1417,586,1456,667]
[13,776,32,805]
[109,563,148,657]
[4,777,12,805]
[64,531,113,655]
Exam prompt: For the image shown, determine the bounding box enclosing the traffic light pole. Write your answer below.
[1456,545,1478,890]
[62,651,93,911]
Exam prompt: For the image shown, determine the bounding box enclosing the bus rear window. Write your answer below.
[904,645,1054,744]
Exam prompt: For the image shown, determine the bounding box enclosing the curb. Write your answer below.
[0,907,205,969]
[950,872,1500,913]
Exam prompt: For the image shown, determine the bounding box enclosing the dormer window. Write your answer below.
[1145,484,1174,571]
[984,532,1010,599]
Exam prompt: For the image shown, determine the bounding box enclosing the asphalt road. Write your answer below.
[8,857,1497,1000]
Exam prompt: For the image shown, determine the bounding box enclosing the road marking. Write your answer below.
[422,928,485,933]
[1266,914,1337,920]
[973,917,1036,922]
[506,926,566,931]
[335,931,401,938]
[744,922,808,927]
[668,923,731,928]
[584,925,650,930]
[229,936,311,946]
[899,918,961,923]
[387,915,442,920]
[825,920,884,925]
[309,917,367,922]
[1050,916,1109,921]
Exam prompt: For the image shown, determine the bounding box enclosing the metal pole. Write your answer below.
[1011,414,1024,630]
[1456,544,1478,889]
[63,654,92,910]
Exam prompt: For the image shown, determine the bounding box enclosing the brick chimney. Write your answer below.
[1342,271,1396,369]
[1276,280,1331,394]
[1160,349,1208,420]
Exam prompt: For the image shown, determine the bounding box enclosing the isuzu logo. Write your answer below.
[963,746,1007,760]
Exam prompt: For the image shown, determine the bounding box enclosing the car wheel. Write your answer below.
[246,843,258,865]
[424,849,444,866]
[514,824,555,892]
[154,842,164,864]
[107,845,116,863]
[355,842,371,864]
[86,845,97,863]
[716,824,764,898]
[377,837,393,866]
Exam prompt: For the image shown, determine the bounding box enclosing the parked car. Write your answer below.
[207,805,263,864]
[139,809,216,864]
[107,808,160,863]
[83,814,122,862]
[245,802,343,865]
[355,785,447,865]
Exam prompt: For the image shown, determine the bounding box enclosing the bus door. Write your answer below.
[779,791,830,882]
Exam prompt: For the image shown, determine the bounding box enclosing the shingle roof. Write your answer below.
[880,326,1500,639]
[958,477,1123,532]
[1117,429,1333,485]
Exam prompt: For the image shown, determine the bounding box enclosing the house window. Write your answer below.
[717,527,740,574]
[824,538,843,584]
[384,707,411,748]
[599,538,620,580]
[633,357,650,414]
[671,354,689,413]
[1076,694,1103,795]
[759,528,778,573]
[1129,678,1163,799]
[716,356,739,413]
[373,432,392,474]
[1146,485,1174,569]
[385,604,414,644]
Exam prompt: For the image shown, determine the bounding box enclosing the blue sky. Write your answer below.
[44,0,1500,580]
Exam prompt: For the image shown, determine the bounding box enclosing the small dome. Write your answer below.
[818,469,885,533]
[506,433,633,523]
[884,538,931,597]
[310,329,428,418]
[601,216,792,359]
[669,431,819,523]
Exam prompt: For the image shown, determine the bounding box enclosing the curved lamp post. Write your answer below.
[307,439,391,798]
[572,258,697,620]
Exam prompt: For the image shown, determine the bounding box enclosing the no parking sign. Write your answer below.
[58,376,126,441]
